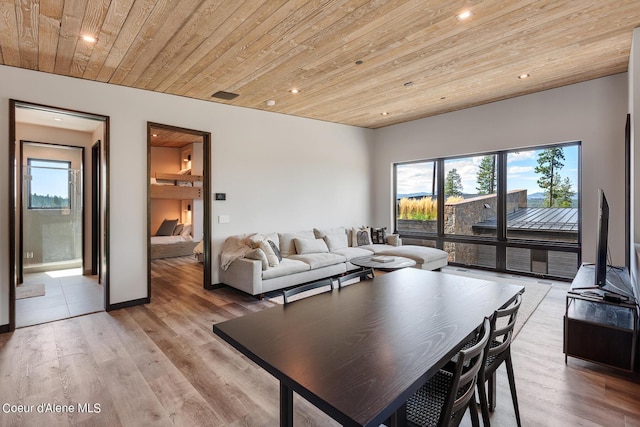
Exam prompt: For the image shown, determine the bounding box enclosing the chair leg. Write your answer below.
[505,354,522,427]
[469,394,481,427]
[488,371,497,411]
[477,379,491,427]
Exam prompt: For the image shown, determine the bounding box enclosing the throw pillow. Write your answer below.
[323,233,348,251]
[245,248,269,270]
[351,226,372,246]
[156,218,179,236]
[371,227,387,244]
[294,238,329,254]
[259,240,280,267]
[268,239,282,261]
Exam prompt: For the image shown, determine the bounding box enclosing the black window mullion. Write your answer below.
[496,152,507,271]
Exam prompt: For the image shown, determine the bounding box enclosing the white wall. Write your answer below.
[629,28,640,290]
[371,74,629,266]
[0,65,372,325]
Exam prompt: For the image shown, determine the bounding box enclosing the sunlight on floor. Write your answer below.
[45,268,83,278]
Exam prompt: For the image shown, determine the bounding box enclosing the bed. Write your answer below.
[151,222,200,259]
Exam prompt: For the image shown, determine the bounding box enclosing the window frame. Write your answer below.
[27,158,72,210]
[393,141,582,280]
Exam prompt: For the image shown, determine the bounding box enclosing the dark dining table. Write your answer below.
[213,268,524,427]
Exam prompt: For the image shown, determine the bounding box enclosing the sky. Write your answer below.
[29,160,73,198]
[397,145,579,196]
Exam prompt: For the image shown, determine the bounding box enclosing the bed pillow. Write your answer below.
[294,238,329,255]
[180,224,192,237]
[156,218,179,236]
[172,223,184,236]
[245,248,269,270]
[323,233,348,251]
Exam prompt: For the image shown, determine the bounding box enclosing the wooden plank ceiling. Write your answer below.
[1,0,639,129]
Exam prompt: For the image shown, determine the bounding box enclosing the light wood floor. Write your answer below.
[1,259,639,426]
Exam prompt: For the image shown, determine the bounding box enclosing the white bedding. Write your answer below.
[151,235,193,245]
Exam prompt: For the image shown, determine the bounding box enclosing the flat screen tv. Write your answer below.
[594,188,609,286]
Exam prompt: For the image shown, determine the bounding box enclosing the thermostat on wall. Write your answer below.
[215,193,226,200]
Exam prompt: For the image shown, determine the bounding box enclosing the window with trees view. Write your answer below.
[27,159,72,209]
[394,142,581,279]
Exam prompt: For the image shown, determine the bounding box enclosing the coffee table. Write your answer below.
[351,254,416,271]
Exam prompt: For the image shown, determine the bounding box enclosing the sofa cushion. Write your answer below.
[262,258,310,280]
[289,252,347,269]
[374,245,449,265]
[323,233,349,251]
[314,227,348,239]
[330,246,374,261]
[278,230,316,257]
[294,238,329,254]
[359,243,394,252]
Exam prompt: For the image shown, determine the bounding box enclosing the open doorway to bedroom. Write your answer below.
[9,101,109,330]
[147,123,211,298]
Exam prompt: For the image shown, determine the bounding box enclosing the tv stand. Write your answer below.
[564,264,638,371]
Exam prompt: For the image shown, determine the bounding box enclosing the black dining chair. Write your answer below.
[337,268,375,289]
[282,278,334,303]
[477,293,522,427]
[405,317,491,427]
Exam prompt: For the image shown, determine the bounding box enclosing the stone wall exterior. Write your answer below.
[444,190,527,264]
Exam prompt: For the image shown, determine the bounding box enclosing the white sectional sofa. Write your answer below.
[219,226,448,296]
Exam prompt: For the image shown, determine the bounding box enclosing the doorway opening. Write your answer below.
[9,101,110,330]
[147,123,211,299]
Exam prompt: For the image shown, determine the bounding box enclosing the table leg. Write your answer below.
[384,403,407,427]
[280,382,293,427]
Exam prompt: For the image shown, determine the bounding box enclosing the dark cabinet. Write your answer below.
[564,265,638,371]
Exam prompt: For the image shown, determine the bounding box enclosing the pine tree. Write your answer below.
[535,148,565,207]
[445,168,463,196]
[554,175,575,207]
[476,155,496,194]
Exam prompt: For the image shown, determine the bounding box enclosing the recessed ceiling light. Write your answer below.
[381,112,390,116]
[404,81,414,87]
[81,35,97,43]
[290,88,300,94]
[440,96,446,100]
[456,10,473,20]
[265,99,276,107]
[355,60,363,65]
[152,133,158,137]
[518,73,530,79]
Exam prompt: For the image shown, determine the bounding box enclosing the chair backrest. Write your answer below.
[441,317,491,425]
[282,278,334,303]
[484,294,522,368]
[337,268,375,289]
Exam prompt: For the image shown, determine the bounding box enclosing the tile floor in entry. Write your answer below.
[16,268,104,328]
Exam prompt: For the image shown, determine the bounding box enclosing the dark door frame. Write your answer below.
[147,122,212,297]
[92,141,101,279]
[8,100,111,332]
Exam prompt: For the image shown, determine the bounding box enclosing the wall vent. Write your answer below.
[211,91,239,100]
